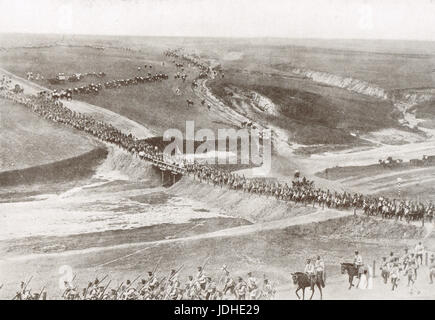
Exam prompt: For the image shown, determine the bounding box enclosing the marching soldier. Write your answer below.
[222,267,236,297]
[234,277,247,300]
[247,272,258,300]
[206,280,220,300]
[429,255,435,284]
[165,275,180,300]
[380,257,390,284]
[147,271,159,291]
[401,248,410,270]
[63,280,78,300]
[261,278,275,300]
[390,263,400,291]
[315,255,326,287]
[123,279,138,300]
[185,276,196,299]
[405,258,418,293]
[414,242,425,267]
[408,253,418,279]
[205,277,218,300]
[137,278,147,292]
[108,288,118,300]
[196,266,207,291]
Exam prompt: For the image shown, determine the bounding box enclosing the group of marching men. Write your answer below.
[11,277,46,300]
[50,72,169,101]
[9,263,276,300]
[64,266,275,301]
[379,242,435,292]
[1,76,435,225]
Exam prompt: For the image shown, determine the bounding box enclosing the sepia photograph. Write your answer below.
[0,0,435,305]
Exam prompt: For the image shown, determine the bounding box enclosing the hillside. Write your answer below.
[0,98,101,172]
[0,46,230,134]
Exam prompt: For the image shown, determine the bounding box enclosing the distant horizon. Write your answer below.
[2,31,435,43]
[1,0,435,42]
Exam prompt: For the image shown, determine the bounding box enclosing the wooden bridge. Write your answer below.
[139,153,186,186]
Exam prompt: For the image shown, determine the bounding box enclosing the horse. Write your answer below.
[186,99,194,107]
[291,272,323,300]
[341,263,370,289]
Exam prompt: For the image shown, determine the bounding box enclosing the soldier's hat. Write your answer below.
[148,271,153,276]
[171,269,176,274]
[197,266,202,270]
[247,272,252,276]
[238,277,243,281]
[355,251,359,254]
[126,280,131,285]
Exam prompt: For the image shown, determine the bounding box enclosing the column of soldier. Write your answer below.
[52,71,169,101]
[1,78,434,224]
[8,264,276,300]
[164,48,218,78]
[379,243,435,292]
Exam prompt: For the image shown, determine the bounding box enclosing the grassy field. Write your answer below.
[316,163,432,181]
[3,34,434,89]
[201,39,435,91]
[1,35,432,147]
[0,98,100,172]
[0,45,223,134]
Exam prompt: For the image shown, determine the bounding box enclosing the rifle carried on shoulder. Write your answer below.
[119,274,141,298]
[12,276,32,300]
[38,286,46,299]
[98,280,112,300]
